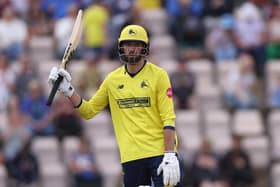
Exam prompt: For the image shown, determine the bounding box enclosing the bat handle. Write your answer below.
[46,75,63,106]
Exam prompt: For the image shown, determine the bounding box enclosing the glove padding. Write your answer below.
[48,67,74,97]
[157,152,180,186]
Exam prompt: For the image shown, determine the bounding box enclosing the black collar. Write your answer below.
[125,60,147,77]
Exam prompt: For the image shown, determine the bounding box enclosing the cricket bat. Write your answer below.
[46,9,83,106]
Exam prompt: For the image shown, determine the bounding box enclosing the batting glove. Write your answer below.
[48,67,74,97]
[157,152,180,186]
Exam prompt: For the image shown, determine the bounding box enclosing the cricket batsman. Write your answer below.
[48,24,183,186]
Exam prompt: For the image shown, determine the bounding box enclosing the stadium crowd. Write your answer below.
[0,0,280,186]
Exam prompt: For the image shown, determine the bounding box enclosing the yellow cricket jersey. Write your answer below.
[76,62,177,163]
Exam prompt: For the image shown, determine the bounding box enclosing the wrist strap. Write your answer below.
[74,97,83,108]
[165,151,175,153]
[164,152,176,156]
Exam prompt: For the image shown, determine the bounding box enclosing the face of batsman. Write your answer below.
[118,25,149,64]
[119,41,147,64]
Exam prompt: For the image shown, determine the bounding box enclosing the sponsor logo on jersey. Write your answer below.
[117,97,150,108]
[166,87,173,98]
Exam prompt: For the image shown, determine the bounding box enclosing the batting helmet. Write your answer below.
[118,25,149,64]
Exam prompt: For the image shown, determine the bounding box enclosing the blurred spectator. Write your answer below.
[0,0,11,17]
[0,7,27,61]
[20,79,55,136]
[76,56,102,98]
[190,140,225,187]
[14,54,38,100]
[266,6,280,60]
[52,96,83,142]
[107,0,137,59]
[223,54,260,109]
[54,3,82,59]
[219,135,255,187]
[204,0,234,17]
[165,0,205,19]
[234,2,267,78]
[135,0,161,10]
[182,16,205,58]
[39,0,79,19]
[165,0,205,57]
[0,54,16,112]
[83,0,109,59]
[68,137,103,187]
[3,95,31,162]
[205,14,237,63]
[259,0,278,20]
[170,60,196,109]
[10,0,28,18]
[26,0,53,36]
[5,141,39,186]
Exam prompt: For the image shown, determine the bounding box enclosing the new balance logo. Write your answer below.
[118,84,124,89]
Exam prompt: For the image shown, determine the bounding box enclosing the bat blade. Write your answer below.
[61,9,83,68]
[46,9,83,106]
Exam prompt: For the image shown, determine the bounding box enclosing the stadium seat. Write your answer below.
[217,61,238,88]
[197,85,222,111]
[91,136,121,187]
[204,110,231,153]
[272,162,280,187]
[232,110,264,136]
[188,59,214,93]
[141,9,168,36]
[30,36,54,62]
[266,62,280,108]
[98,60,121,80]
[268,110,280,160]
[40,162,68,187]
[176,110,202,162]
[156,59,178,74]
[266,60,280,78]
[31,137,60,164]
[61,136,80,161]
[68,60,87,75]
[242,135,269,169]
[0,165,7,187]
[150,35,176,60]
[84,111,113,140]
[0,112,8,134]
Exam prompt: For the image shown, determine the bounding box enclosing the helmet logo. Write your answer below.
[129,29,136,35]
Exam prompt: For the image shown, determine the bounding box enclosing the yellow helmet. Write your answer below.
[118,25,149,64]
[118,25,149,45]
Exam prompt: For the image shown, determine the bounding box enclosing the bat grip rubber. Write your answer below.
[46,75,63,106]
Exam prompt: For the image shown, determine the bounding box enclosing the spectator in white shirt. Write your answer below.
[0,7,27,61]
[234,2,267,78]
[54,4,82,59]
[223,54,260,109]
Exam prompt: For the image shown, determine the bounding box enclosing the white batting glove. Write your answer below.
[48,67,74,97]
[157,152,180,186]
